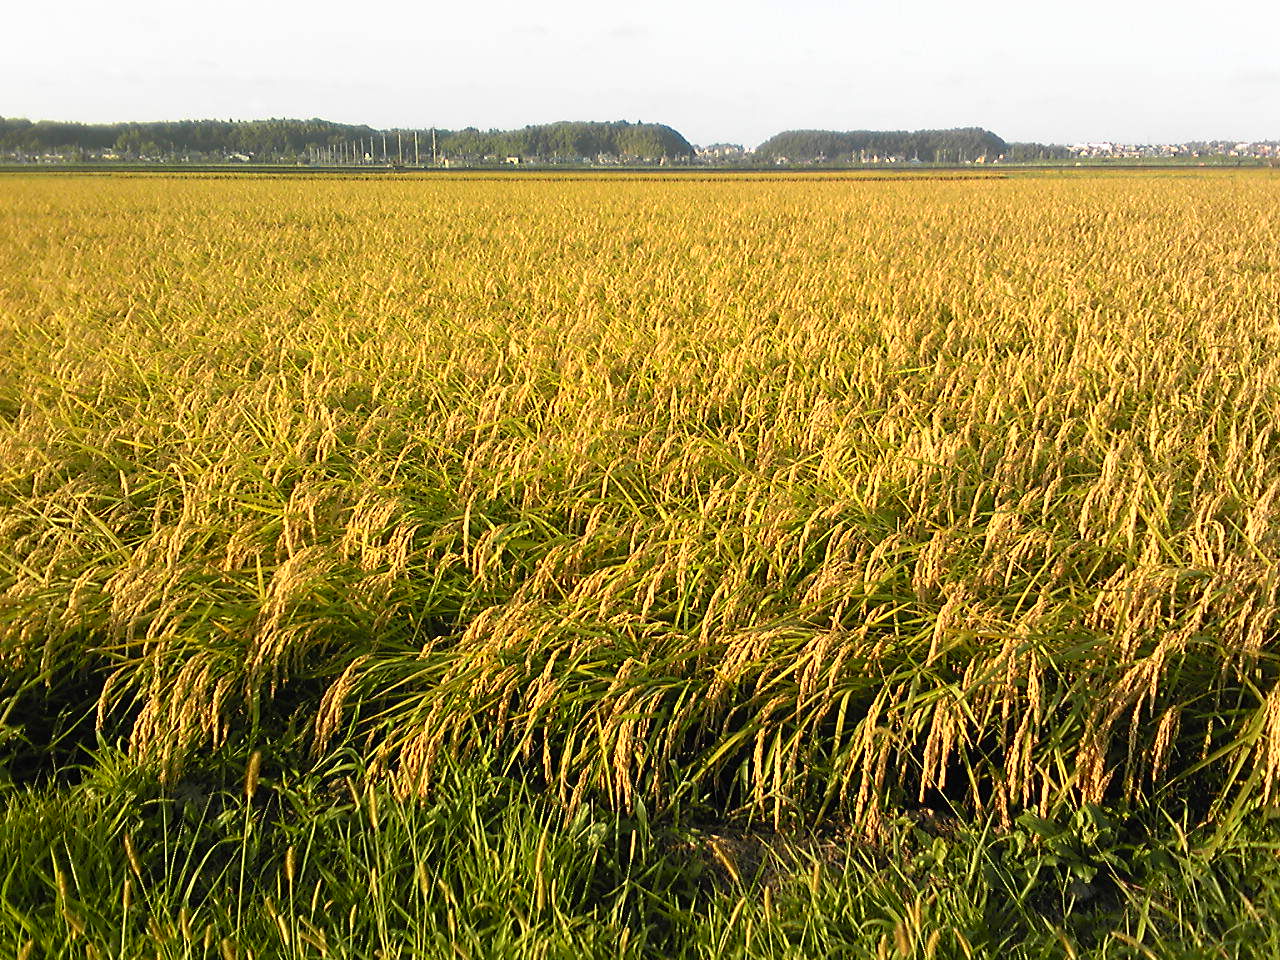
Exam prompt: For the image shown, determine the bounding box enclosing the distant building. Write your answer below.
[695,143,748,162]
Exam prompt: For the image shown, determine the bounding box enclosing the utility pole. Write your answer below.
[382,133,387,163]
[414,131,420,165]
[432,128,437,165]
[398,131,403,165]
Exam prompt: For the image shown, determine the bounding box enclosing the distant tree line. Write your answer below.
[754,128,1008,163]
[4,117,1164,167]
[0,117,694,161]
[0,118,376,159]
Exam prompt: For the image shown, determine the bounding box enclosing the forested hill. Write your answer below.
[444,121,693,159]
[0,117,694,161]
[754,127,1008,162]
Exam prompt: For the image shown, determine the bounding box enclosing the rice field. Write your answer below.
[2,169,1280,956]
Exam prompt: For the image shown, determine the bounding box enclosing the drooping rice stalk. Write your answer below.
[1,169,1278,829]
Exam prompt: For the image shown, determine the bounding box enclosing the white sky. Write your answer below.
[6,0,1277,147]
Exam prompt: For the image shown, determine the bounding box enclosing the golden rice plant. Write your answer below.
[1,169,1278,830]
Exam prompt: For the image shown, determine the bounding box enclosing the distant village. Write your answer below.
[697,141,1280,165]
[1063,140,1280,161]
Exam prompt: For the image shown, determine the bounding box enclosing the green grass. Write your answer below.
[4,748,1280,959]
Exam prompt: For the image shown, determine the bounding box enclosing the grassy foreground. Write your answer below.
[2,169,1280,954]
[4,747,1280,959]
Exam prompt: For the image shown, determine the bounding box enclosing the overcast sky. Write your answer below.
[6,0,1277,147]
